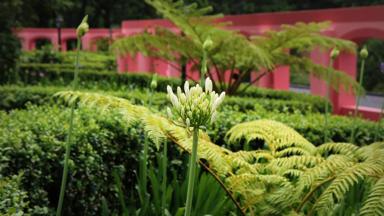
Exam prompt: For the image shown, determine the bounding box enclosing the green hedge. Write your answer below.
[8,63,181,91]
[21,50,116,71]
[0,85,380,146]
[0,105,149,215]
[4,63,330,111]
[0,85,323,114]
[208,109,384,147]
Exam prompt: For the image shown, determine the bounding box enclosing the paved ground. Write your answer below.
[290,86,384,109]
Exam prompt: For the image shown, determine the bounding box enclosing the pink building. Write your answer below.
[15,6,384,120]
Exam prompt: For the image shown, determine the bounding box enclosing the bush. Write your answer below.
[20,50,116,71]
[0,174,33,215]
[8,64,181,91]
[208,109,384,147]
[0,85,324,114]
[5,63,330,109]
[1,85,380,147]
[0,105,147,215]
[0,32,21,83]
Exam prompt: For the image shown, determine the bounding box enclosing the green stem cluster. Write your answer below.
[184,127,199,216]
[350,58,366,143]
[56,38,81,216]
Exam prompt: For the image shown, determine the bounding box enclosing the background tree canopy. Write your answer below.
[5,0,384,28]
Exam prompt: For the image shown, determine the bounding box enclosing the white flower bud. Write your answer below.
[186,118,190,127]
[205,77,213,93]
[177,86,182,98]
[167,85,173,97]
[184,81,190,96]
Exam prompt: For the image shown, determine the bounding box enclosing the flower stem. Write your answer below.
[324,58,334,143]
[161,140,168,216]
[56,38,81,216]
[350,58,365,143]
[375,102,384,141]
[184,127,199,216]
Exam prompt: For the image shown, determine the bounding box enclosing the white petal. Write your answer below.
[205,77,212,93]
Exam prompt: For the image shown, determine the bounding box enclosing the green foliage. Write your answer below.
[0,105,145,215]
[0,85,382,146]
[0,33,21,83]
[55,91,384,215]
[0,173,31,215]
[6,64,179,90]
[360,39,384,94]
[20,50,116,71]
[113,0,361,95]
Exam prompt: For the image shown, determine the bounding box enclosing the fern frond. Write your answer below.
[226,120,316,155]
[360,177,384,216]
[311,161,384,213]
[317,142,359,159]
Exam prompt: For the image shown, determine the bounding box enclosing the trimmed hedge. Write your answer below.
[0,85,323,114]
[9,63,181,91]
[21,50,116,71]
[3,63,330,111]
[208,109,384,147]
[0,105,149,215]
[0,85,381,147]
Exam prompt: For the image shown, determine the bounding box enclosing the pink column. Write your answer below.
[20,38,29,50]
[51,36,59,50]
[332,52,356,113]
[61,39,67,51]
[137,53,153,72]
[29,39,36,50]
[153,59,169,76]
[271,66,290,90]
[117,55,128,73]
[255,72,272,88]
[310,49,329,97]
[310,49,358,114]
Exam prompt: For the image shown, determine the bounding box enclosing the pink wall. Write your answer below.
[14,6,384,120]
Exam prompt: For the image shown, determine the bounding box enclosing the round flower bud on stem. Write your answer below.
[150,74,158,90]
[203,37,213,51]
[76,15,89,38]
[360,46,368,59]
[330,48,340,59]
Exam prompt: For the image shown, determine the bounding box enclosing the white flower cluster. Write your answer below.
[167,77,225,128]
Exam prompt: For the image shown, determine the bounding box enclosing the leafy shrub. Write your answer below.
[0,85,381,147]
[0,85,324,115]
[0,105,148,215]
[54,91,384,215]
[7,62,330,109]
[0,32,21,83]
[20,50,116,71]
[0,173,32,215]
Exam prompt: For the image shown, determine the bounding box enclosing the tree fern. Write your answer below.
[113,0,361,95]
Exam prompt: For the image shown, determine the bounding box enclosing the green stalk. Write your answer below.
[56,38,81,216]
[375,102,384,141]
[161,140,168,216]
[184,127,199,216]
[200,51,207,86]
[350,58,366,143]
[138,89,154,215]
[324,58,334,143]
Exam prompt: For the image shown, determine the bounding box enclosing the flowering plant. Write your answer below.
[166,77,225,129]
[166,76,225,216]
